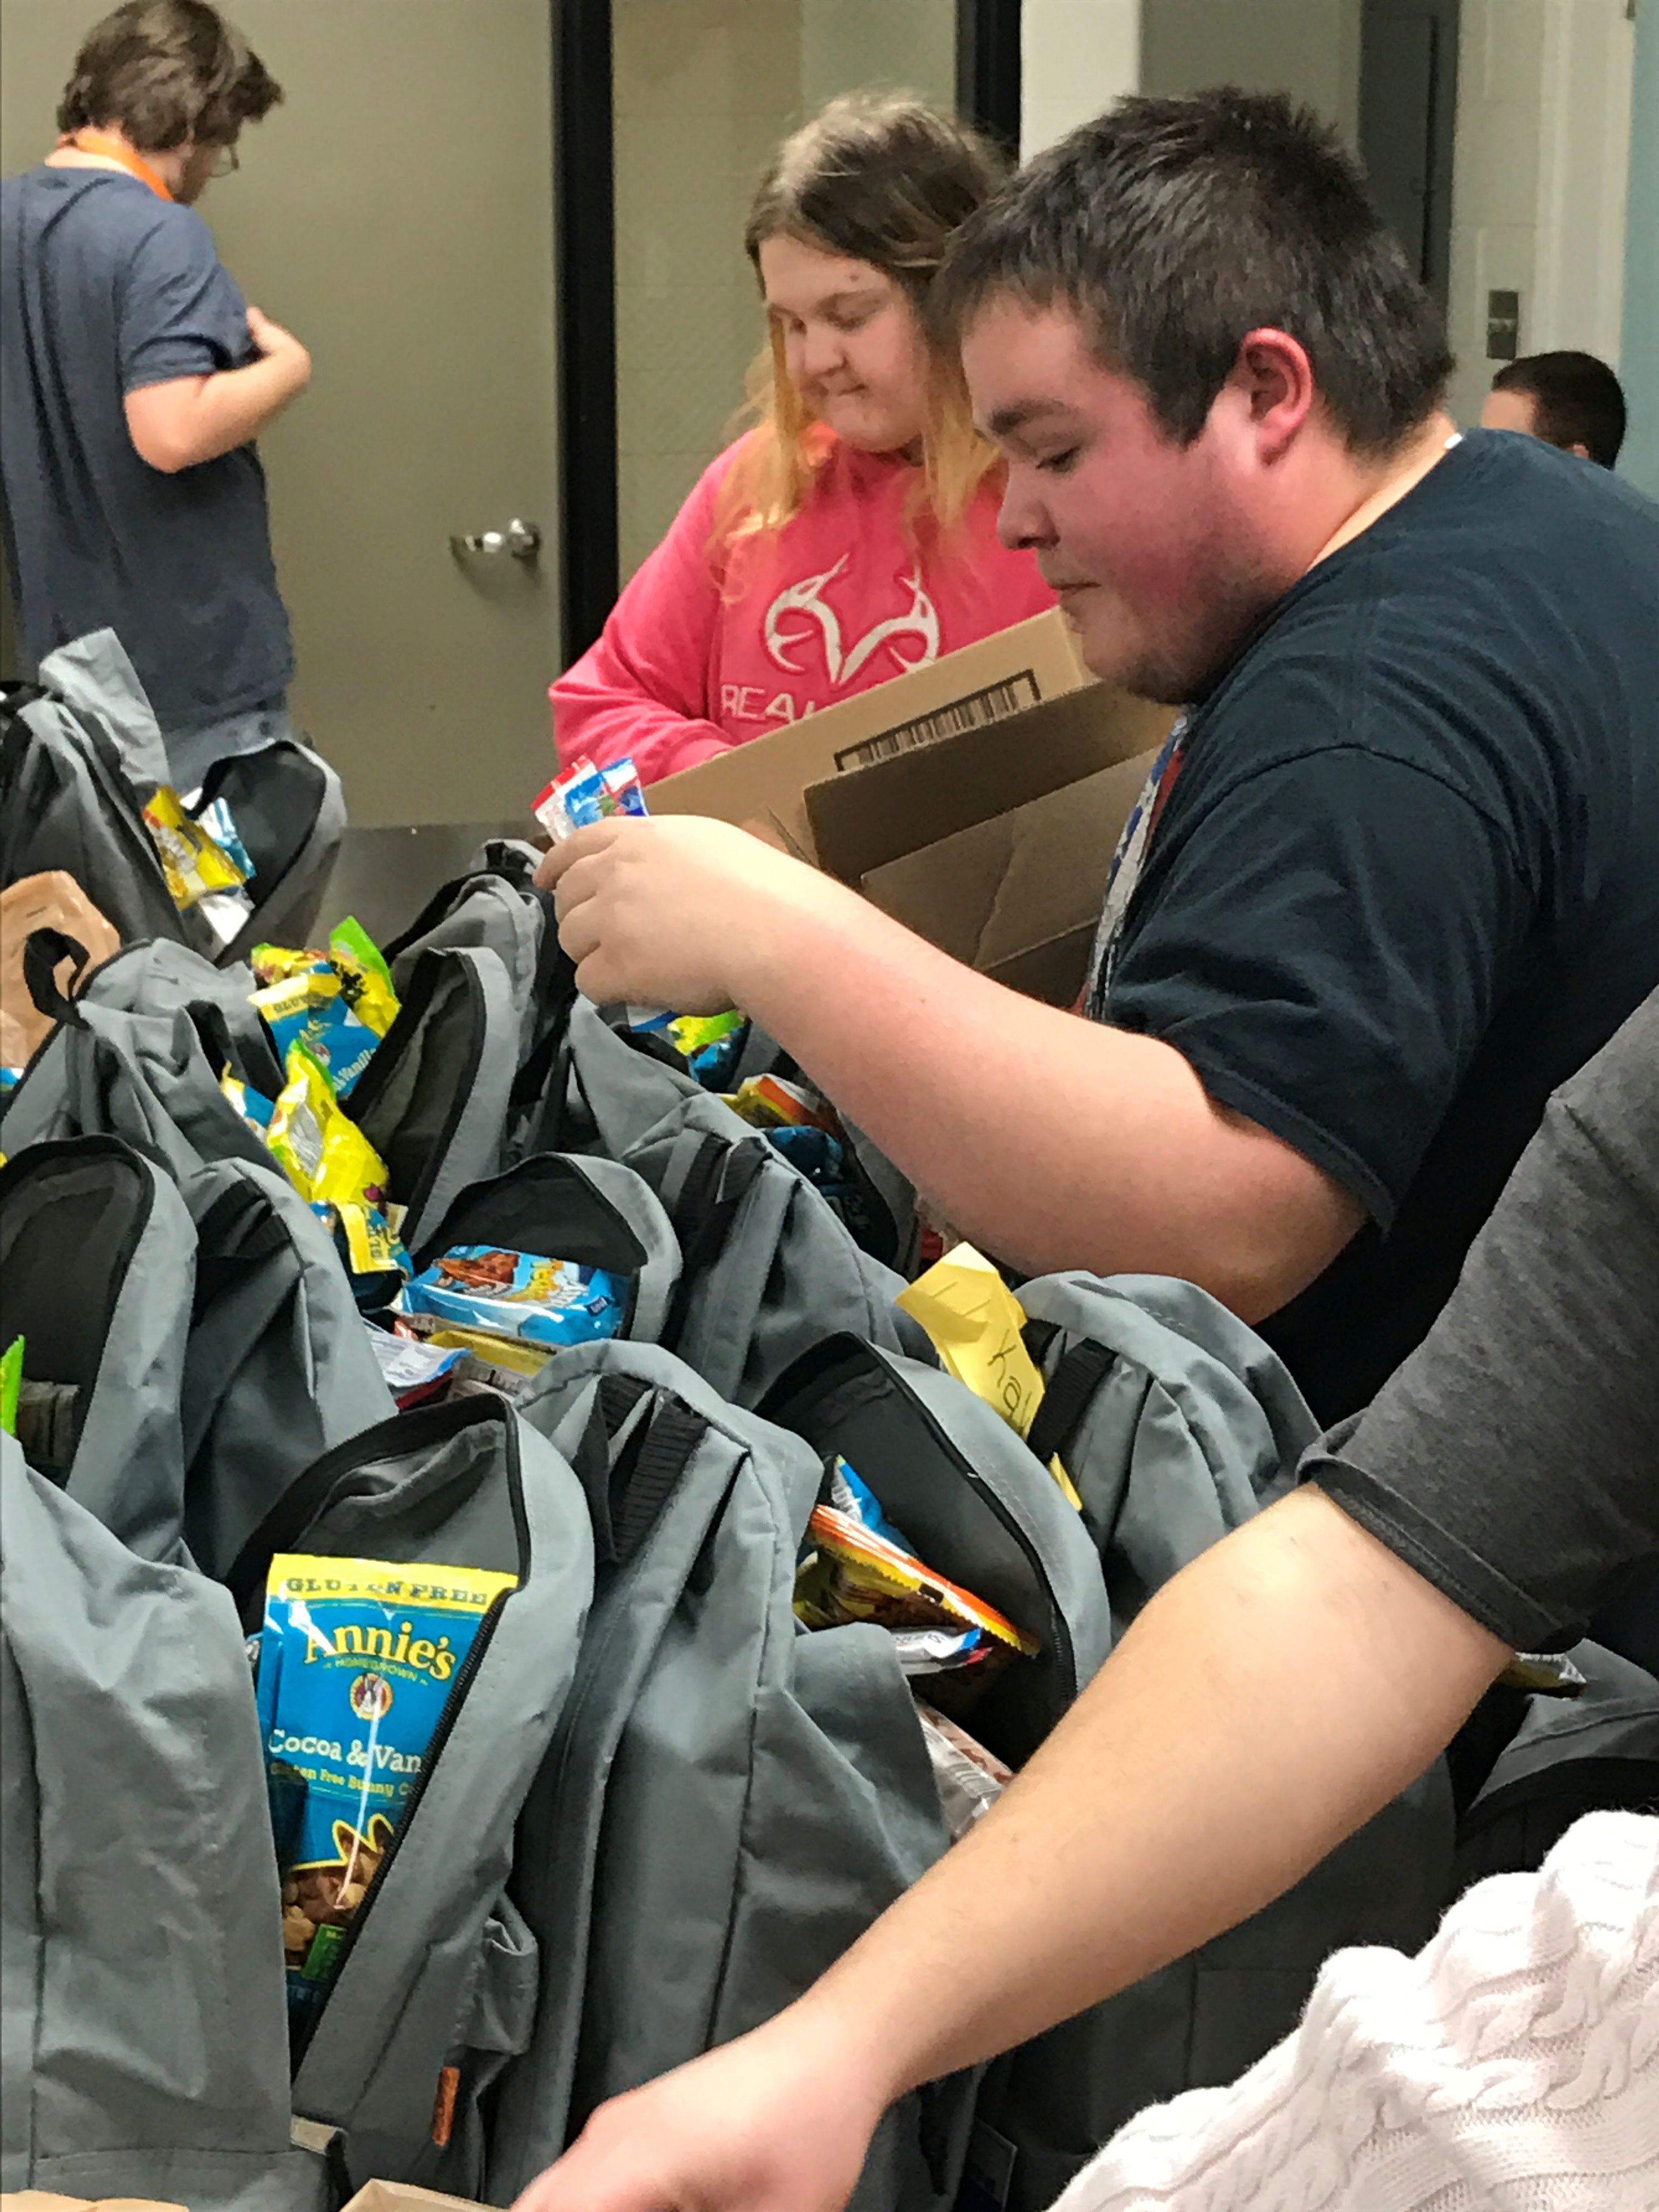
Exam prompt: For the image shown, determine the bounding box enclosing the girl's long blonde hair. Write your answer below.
[715,93,1009,552]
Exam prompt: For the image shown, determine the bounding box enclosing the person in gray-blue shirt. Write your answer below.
[1,0,311,790]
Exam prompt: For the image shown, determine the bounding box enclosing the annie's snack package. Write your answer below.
[255,1553,518,2034]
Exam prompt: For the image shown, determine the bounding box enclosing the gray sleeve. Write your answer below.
[1301,989,1659,1650]
[117,207,250,392]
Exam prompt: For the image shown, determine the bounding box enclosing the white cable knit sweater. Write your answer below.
[1056,1813,1658,2212]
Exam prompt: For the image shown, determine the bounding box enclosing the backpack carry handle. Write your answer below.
[572,1374,705,1567]
[1024,1337,1118,1471]
[21,927,93,1025]
[658,1134,768,1349]
[187,997,285,1103]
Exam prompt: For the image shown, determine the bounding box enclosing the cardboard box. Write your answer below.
[340,2186,495,2212]
[646,607,1094,860]
[646,606,1175,1009]
[806,685,1171,1007]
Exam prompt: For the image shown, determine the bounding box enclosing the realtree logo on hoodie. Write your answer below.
[552,432,1054,785]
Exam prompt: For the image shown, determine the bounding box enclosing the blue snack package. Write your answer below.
[221,1072,276,1132]
[825,1454,915,1554]
[399,1245,627,1347]
[258,1551,518,2032]
[195,794,256,881]
[563,756,650,828]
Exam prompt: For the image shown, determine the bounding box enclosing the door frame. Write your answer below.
[554,0,618,668]
[1358,0,1461,315]
[551,0,1023,666]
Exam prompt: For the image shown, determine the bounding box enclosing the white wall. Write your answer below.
[1444,0,1636,428]
[1620,0,1658,494]
[1022,0,1141,156]
[1138,0,1362,143]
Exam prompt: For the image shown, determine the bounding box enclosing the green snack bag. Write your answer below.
[1,1336,21,1436]
[328,915,399,1037]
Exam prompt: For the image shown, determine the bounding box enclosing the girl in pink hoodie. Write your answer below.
[551,95,1054,787]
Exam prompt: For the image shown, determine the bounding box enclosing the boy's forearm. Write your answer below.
[185,347,310,458]
[725,882,1361,1314]
[127,343,310,470]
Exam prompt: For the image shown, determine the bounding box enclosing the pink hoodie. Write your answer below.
[551,433,1054,786]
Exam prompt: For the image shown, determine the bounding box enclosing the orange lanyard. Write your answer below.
[57,129,174,201]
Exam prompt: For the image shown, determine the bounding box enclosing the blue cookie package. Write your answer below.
[400,1244,627,1346]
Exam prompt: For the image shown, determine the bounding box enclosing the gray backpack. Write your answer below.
[1,1431,320,2211]
[1453,1641,1659,1891]
[489,1340,984,2210]
[193,736,347,966]
[1018,1270,1320,1630]
[2,1391,595,2207]
[0,1131,393,1573]
[956,1269,1453,2209]
[380,848,551,1066]
[0,1135,198,1561]
[759,1333,1115,1769]
[535,1001,926,1406]
[344,943,521,1251]
[0,679,344,968]
[0,931,280,1177]
[1,682,201,951]
[179,1150,398,1577]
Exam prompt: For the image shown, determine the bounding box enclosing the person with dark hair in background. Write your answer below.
[1482,349,1628,469]
[543,89,1659,1433]
[1,0,308,791]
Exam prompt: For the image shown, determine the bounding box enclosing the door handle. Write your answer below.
[450,518,542,562]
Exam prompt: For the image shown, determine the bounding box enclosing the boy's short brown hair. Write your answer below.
[57,0,281,153]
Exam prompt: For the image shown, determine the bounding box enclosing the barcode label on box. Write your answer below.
[834,670,1042,771]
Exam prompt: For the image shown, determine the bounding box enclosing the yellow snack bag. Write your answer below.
[897,1244,1085,1511]
[140,787,248,907]
[266,1041,390,1212]
[328,916,400,1038]
[251,943,325,987]
[422,1323,556,1379]
[331,1200,403,1278]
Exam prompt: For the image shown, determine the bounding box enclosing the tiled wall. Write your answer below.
[612,0,954,583]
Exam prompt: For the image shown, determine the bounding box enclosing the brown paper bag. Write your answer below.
[0,872,121,1066]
